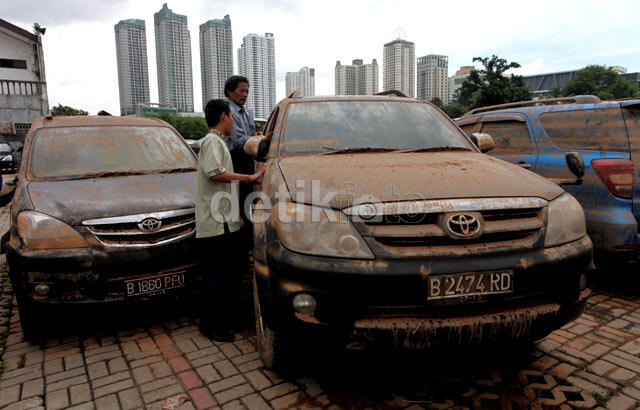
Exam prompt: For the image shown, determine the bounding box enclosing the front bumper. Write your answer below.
[7,237,199,304]
[255,235,593,347]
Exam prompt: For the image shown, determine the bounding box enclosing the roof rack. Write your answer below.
[375,90,408,97]
[464,95,601,115]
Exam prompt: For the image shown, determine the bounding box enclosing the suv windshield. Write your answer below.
[281,100,473,154]
[28,126,196,180]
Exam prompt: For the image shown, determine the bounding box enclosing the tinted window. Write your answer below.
[480,121,533,154]
[282,101,473,154]
[458,124,477,137]
[0,59,27,69]
[540,108,629,152]
[623,107,640,153]
[29,126,196,180]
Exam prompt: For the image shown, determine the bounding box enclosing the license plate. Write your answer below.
[125,272,186,298]
[428,270,513,300]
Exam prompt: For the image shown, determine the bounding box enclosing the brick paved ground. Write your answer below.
[2,201,640,409]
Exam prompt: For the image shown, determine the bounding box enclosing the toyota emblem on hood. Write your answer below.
[445,213,481,238]
[138,218,162,232]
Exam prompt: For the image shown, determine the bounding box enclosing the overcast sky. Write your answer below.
[2,0,639,115]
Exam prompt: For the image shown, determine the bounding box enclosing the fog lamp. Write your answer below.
[580,274,588,290]
[292,293,317,314]
[34,283,50,296]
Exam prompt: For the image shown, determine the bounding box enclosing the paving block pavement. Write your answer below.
[3,243,640,409]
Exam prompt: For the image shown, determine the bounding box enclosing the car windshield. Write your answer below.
[0,143,12,153]
[281,100,474,154]
[28,126,196,180]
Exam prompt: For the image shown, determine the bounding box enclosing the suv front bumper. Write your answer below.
[255,235,593,348]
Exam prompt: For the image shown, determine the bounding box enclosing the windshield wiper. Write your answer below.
[398,146,474,153]
[69,170,150,180]
[155,167,197,174]
[321,147,400,155]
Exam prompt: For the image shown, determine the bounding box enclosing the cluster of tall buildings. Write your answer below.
[333,38,451,105]
[114,3,284,118]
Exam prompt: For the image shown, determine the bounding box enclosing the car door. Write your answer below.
[477,114,537,171]
[621,102,640,232]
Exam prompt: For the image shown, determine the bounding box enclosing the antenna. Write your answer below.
[392,26,406,41]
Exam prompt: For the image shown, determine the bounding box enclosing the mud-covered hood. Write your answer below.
[279,152,564,209]
[26,173,196,225]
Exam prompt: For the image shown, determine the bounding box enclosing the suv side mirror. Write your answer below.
[470,132,495,153]
[565,152,585,179]
[244,136,269,162]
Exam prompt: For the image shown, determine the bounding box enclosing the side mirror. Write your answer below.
[565,152,585,179]
[470,132,495,153]
[244,136,269,162]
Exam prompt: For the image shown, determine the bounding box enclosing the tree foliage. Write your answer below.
[145,112,210,140]
[456,55,532,109]
[430,97,444,110]
[443,104,469,119]
[552,65,640,100]
[50,104,88,116]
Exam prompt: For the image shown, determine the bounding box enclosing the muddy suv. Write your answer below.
[5,115,198,338]
[456,96,640,268]
[248,94,593,369]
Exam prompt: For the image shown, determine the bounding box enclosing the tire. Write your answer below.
[253,275,291,371]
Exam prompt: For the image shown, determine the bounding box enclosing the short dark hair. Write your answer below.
[224,75,249,97]
[204,99,230,128]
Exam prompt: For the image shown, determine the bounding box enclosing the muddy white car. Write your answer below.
[247,94,594,369]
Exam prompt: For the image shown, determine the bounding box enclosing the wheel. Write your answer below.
[253,275,291,371]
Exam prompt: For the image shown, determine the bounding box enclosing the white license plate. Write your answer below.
[428,270,513,300]
[125,272,186,297]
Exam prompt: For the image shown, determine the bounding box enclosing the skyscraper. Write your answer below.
[285,67,315,96]
[383,39,415,97]
[448,65,474,104]
[200,15,233,109]
[154,3,194,112]
[114,19,150,116]
[417,54,449,104]
[335,59,378,95]
[237,33,275,118]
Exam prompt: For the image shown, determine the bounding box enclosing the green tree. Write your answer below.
[430,97,444,110]
[556,65,640,100]
[457,55,532,109]
[146,112,209,140]
[443,104,469,118]
[50,104,88,116]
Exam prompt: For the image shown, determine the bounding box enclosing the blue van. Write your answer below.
[456,96,640,267]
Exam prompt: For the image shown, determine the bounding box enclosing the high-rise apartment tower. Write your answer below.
[417,54,449,104]
[237,33,275,118]
[383,39,415,97]
[285,67,315,96]
[200,15,233,109]
[114,19,150,116]
[335,59,378,95]
[154,3,194,112]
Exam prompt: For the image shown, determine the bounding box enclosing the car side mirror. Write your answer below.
[470,132,495,153]
[565,152,585,179]
[244,136,269,162]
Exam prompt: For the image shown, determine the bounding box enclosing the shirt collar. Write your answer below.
[228,99,244,112]
[210,129,225,140]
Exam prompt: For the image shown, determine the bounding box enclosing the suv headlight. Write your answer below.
[17,211,89,249]
[544,193,586,247]
[273,202,374,259]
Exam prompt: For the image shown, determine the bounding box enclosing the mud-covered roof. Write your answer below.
[30,115,169,131]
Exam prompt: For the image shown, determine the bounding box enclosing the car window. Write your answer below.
[480,121,533,154]
[458,124,477,137]
[623,107,640,153]
[282,101,473,154]
[540,108,629,152]
[28,126,196,180]
[0,143,12,153]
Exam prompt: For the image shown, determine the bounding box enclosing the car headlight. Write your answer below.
[273,202,374,259]
[544,193,587,247]
[17,211,89,249]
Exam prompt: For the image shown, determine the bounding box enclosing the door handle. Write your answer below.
[517,162,531,169]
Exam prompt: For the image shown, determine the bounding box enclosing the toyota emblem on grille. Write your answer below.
[446,213,481,238]
[138,218,162,232]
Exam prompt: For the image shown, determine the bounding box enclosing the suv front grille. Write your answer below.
[346,198,547,258]
[82,208,195,248]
